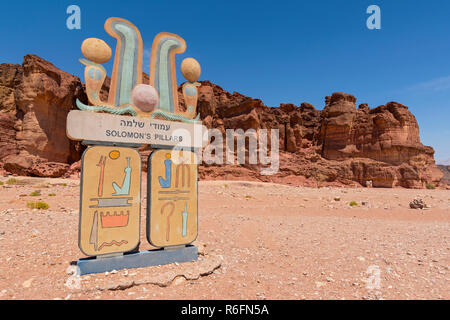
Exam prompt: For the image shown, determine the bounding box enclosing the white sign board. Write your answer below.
[67,110,205,148]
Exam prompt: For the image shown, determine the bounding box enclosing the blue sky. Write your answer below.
[1,0,449,162]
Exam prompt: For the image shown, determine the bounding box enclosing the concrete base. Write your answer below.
[76,245,198,275]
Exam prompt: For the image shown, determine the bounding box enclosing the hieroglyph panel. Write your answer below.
[79,146,141,256]
[147,149,198,248]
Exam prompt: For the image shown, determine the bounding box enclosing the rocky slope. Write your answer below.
[0,54,444,188]
[437,165,450,185]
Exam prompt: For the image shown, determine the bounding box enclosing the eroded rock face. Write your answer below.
[318,94,430,164]
[3,153,69,178]
[0,112,18,160]
[0,55,443,187]
[0,64,22,161]
[14,55,87,163]
[185,81,322,154]
[319,92,358,160]
[0,63,21,112]
[0,55,87,177]
[191,81,442,188]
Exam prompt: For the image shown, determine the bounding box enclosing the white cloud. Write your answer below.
[407,75,450,93]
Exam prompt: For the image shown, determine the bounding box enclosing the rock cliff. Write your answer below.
[0,55,87,177]
[0,55,444,187]
[191,82,443,188]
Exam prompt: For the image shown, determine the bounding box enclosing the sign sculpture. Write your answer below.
[67,17,202,275]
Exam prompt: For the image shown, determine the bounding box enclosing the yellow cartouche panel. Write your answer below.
[79,146,141,256]
[147,149,198,247]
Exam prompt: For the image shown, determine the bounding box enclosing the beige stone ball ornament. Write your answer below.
[131,84,159,113]
[81,38,112,63]
[181,58,201,83]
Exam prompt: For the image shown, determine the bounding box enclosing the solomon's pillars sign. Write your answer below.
[67,110,204,148]
[67,16,203,275]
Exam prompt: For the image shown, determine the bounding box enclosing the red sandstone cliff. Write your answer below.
[0,55,444,188]
[0,55,87,177]
[189,81,443,188]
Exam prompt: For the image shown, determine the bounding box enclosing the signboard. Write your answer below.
[67,110,204,148]
[79,146,141,256]
[69,17,203,274]
[147,149,198,247]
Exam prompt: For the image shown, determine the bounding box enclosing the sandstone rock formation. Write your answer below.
[189,82,443,188]
[0,55,86,176]
[0,54,443,188]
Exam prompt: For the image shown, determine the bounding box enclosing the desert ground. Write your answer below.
[0,175,448,300]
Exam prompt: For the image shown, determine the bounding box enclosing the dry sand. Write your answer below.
[0,176,448,300]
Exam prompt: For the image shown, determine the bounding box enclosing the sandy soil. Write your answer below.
[0,176,448,300]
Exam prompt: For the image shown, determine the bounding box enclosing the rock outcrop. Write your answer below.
[0,54,443,188]
[191,82,443,188]
[0,55,86,176]
[316,93,441,188]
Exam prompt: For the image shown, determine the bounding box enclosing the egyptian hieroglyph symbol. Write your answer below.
[182,82,201,117]
[80,146,141,256]
[77,18,143,116]
[76,17,202,123]
[112,157,132,195]
[147,149,198,247]
[96,155,106,197]
[158,153,172,188]
[181,201,188,238]
[180,57,201,119]
[149,34,200,123]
